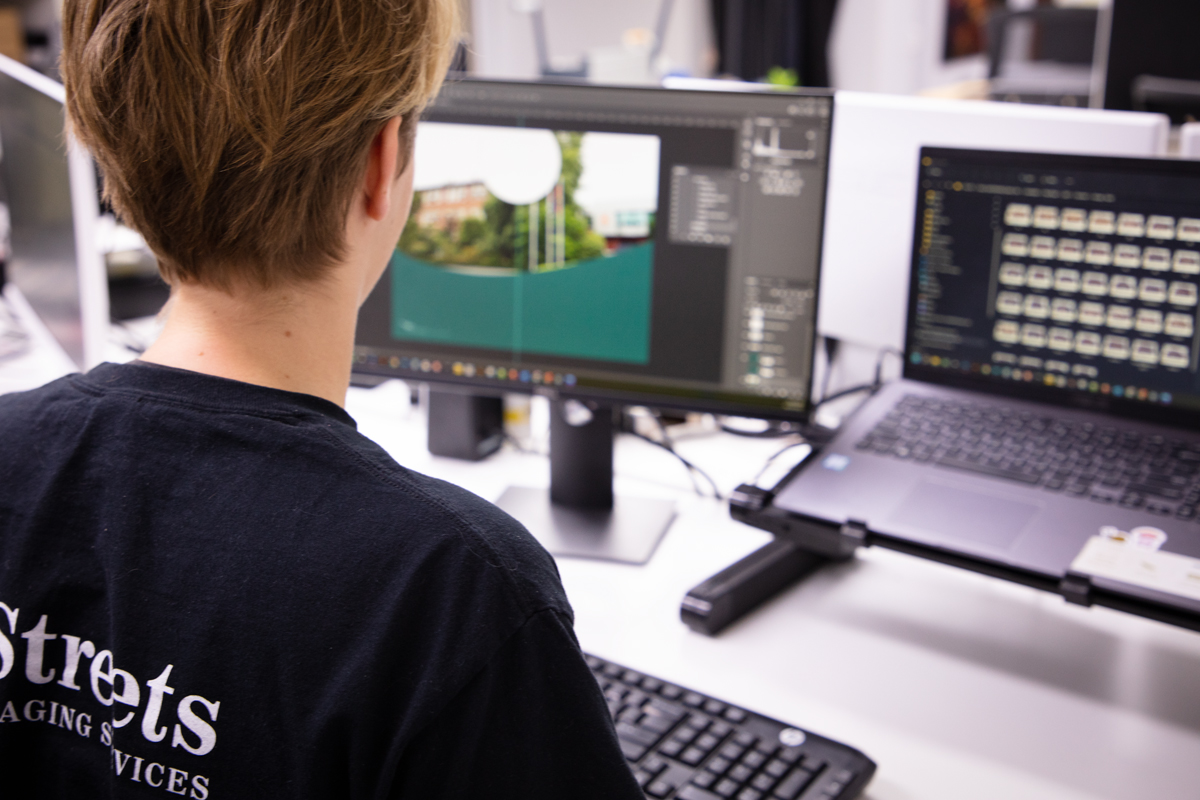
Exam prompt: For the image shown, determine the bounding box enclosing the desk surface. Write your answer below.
[347,383,1200,800]
[3,320,1198,799]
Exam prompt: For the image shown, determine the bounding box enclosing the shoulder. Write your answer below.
[312,424,570,620]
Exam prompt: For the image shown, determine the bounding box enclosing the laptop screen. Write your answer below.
[906,147,1200,425]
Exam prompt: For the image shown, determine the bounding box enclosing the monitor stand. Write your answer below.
[496,400,675,565]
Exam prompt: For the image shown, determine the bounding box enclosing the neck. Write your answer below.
[141,270,363,407]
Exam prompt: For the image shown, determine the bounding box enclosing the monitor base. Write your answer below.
[496,486,675,565]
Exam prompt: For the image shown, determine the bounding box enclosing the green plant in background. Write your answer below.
[764,66,799,87]
[397,130,607,272]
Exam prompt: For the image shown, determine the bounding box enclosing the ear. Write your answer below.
[363,116,403,222]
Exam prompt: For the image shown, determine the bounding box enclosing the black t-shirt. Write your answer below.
[0,362,642,799]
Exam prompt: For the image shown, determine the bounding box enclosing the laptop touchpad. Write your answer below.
[885,481,1039,550]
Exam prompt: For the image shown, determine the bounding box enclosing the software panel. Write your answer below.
[909,148,1200,425]
[355,80,833,420]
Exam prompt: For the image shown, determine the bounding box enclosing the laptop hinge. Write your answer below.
[1060,572,1093,607]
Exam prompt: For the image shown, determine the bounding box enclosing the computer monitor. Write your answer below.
[1101,1,1200,120]
[0,55,106,369]
[356,79,834,561]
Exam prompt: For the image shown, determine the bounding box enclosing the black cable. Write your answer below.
[819,335,841,403]
[630,429,723,500]
[810,382,878,411]
[650,415,708,498]
[633,414,724,500]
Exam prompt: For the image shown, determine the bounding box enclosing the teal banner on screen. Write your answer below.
[390,243,653,364]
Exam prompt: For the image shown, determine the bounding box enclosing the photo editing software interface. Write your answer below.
[355,80,833,416]
[909,148,1200,414]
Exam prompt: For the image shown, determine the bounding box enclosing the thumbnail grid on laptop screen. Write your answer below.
[909,148,1200,414]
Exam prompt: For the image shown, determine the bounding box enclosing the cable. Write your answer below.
[749,439,812,490]
[630,414,724,500]
[819,335,841,403]
[718,418,806,438]
[630,429,723,500]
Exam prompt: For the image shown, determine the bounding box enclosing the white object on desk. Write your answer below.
[818,92,1170,352]
[1180,122,1200,159]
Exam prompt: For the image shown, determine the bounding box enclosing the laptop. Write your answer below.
[767,146,1200,625]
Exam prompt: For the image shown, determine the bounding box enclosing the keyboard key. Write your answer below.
[715,778,740,797]
[750,773,777,792]
[706,756,732,775]
[641,715,677,736]
[729,764,754,782]
[681,746,707,766]
[692,771,718,789]
[618,737,647,761]
[737,789,763,800]
[733,731,758,748]
[616,722,660,747]
[659,739,685,757]
[764,759,789,778]
[724,707,748,723]
[772,768,814,800]
[778,747,804,764]
[719,742,746,761]
[678,786,722,800]
[646,779,676,798]
[643,755,668,775]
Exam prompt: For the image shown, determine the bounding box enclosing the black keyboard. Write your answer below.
[856,394,1200,520]
[586,653,876,800]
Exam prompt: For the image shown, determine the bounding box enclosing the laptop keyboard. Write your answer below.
[587,653,876,800]
[855,394,1200,521]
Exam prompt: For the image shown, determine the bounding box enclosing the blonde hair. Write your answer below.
[61,0,459,289]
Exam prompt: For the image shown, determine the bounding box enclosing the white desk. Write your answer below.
[346,384,1200,800]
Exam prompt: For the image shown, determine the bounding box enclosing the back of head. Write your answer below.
[60,0,459,290]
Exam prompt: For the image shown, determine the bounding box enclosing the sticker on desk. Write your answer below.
[1070,535,1200,602]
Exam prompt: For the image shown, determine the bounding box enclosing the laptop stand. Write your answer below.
[681,481,1200,636]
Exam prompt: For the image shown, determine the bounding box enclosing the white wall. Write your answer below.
[470,0,714,81]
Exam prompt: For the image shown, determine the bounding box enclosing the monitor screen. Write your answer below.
[355,79,834,420]
[907,147,1200,424]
